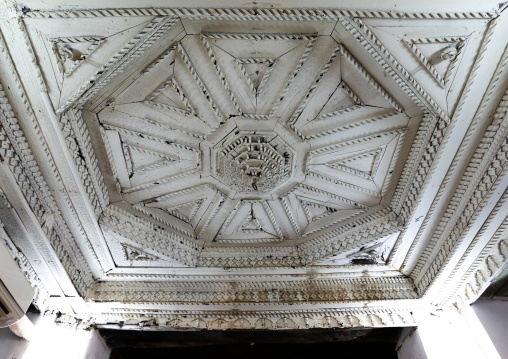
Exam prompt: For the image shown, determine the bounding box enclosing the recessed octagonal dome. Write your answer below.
[214,132,294,193]
[89,29,414,267]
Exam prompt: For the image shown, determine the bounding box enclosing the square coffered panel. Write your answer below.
[31,19,423,268]
[1,1,507,330]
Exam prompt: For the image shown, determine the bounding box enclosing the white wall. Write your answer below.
[398,306,502,359]
[0,327,29,359]
[0,315,110,359]
[472,300,508,358]
[397,327,428,359]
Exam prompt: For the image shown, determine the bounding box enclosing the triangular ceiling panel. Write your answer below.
[290,44,404,138]
[236,57,277,93]
[165,199,203,223]
[316,82,363,118]
[50,35,105,77]
[25,16,159,109]
[314,232,400,266]
[201,33,316,116]
[340,50,403,111]
[306,130,404,201]
[123,143,176,177]
[354,17,487,115]
[285,189,366,237]
[140,185,221,239]
[115,47,197,117]
[217,201,282,242]
[404,37,467,87]
[327,148,383,179]
[102,229,188,268]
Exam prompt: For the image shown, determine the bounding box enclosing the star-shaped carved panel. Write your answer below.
[92,30,416,267]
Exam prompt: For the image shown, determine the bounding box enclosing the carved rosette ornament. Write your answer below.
[216,134,293,193]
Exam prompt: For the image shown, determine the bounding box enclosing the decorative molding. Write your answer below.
[388,115,439,218]
[413,90,508,294]
[56,16,179,114]
[440,192,508,306]
[61,109,109,214]
[0,83,94,294]
[21,7,498,21]
[303,110,399,140]
[89,276,418,304]
[14,16,47,92]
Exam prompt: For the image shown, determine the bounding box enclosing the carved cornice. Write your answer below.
[63,306,418,330]
[21,7,499,21]
[388,19,507,265]
[0,84,94,294]
[61,109,109,215]
[413,88,508,294]
[14,16,47,92]
[0,227,50,310]
[440,190,508,306]
[389,115,439,218]
[89,275,418,305]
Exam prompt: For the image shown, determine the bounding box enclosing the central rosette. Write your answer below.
[201,118,306,199]
[217,134,293,192]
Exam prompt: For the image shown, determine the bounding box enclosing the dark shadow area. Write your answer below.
[104,327,403,359]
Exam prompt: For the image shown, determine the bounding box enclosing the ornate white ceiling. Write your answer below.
[0,0,507,330]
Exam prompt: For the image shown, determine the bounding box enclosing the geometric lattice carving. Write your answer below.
[216,133,293,192]
[6,3,506,334]
[97,31,409,261]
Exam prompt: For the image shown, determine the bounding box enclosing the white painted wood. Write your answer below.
[0,0,507,333]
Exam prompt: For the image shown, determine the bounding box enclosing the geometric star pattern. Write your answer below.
[97,32,409,264]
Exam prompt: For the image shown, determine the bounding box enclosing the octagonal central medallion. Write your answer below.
[202,118,306,199]
[217,133,292,192]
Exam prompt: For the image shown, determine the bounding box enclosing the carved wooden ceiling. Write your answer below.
[0,0,507,331]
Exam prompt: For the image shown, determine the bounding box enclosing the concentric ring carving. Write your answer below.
[217,134,294,193]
